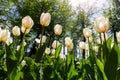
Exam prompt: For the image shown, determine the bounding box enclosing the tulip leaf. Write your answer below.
[55,45,62,58]
[104,43,118,80]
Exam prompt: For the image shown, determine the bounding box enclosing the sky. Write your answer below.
[68,0,110,21]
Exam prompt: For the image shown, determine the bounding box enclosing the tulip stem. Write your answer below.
[99,33,102,60]
[103,32,106,42]
[39,27,45,48]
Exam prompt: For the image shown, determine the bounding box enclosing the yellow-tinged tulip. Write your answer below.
[93,46,99,53]
[40,12,51,27]
[5,37,13,46]
[0,29,10,42]
[79,41,85,50]
[54,24,62,35]
[94,16,109,33]
[21,26,31,34]
[65,37,73,51]
[12,26,20,36]
[45,47,51,54]
[22,16,34,29]
[52,40,60,49]
[41,35,47,44]
[51,49,55,55]
[83,28,92,38]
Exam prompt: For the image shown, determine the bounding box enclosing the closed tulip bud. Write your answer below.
[22,16,34,29]
[96,38,101,44]
[41,35,47,44]
[16,45,20,51]
[40,12,51,27]
[51,49,55,55]
[65,37,73,51]
[83,28,92,38]
[45,47,50,54]
[21,60,26,67]
[94,16,109,33]
[60,54,65,60]
[52,40,60,49]
[93,46,99,53]
[21,26,31,34]
[12,26,20,36]
[89,36,93,43]
[116,31,120,42]
[5,37,13,46]
[79,41,85,50]
[54,24,62,35]
[0,29,10,42]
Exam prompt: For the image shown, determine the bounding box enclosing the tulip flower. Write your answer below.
[5,37,13,46]
[93,46,99,53]
[22,16,34,29]
[40,12,51,27]
[65,37,73,51]
[21,60,26,67]
[54,24,62,35]
[83,28,92,38]
[79,41,85,50]
[94,16,109,33]
[116,31,120,42]
[45,47,50,54]
[52,40,60,49]
[0,29,10,42]
[41,35,47,44]
[89,36,93,43]
[12,26,20,36]
[51,49,55,55]
[16,45,20,51]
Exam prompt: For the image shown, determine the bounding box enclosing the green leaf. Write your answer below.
[106,36,112,52]
[55,45,62,58]
[104,43,118,80]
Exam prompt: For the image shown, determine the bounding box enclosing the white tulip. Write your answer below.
[12,26,20,36]
[45,47,50,54]
[0,29,10,42]
[5,37,13,46]
[51,49,55,55]
[83,28,92,38]
[79,41,85,50]
[41,35,47,44]
[21,60,26,67]
[40,12,51,27]
[54,24,62,35]
[16,45,20,51]
[22,16,34,29]
[93,46,99,53]
[65,37,73,51]
[52,40,60,49]
[94,16,109,33]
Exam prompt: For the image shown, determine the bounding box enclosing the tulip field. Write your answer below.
[0,0,120,80]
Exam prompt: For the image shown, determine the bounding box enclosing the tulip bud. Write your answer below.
[60,54,65,60]
[79,41,85,50]
[65,37,73,51]
[96,38,101,44]
[94,16,109,33]
[22,16,34,29]
[5,37,13,46]
[52,40,60,49]
[45,47,50,54]
[12,26,20,36]
[89,36,93,43]
[21,26,31,34]
[41,35,47,44]
[21,60,26,67]
[54,24,62,35]
[16,45,20,51]
[40,12,51,27]
[0,29,10,42]
[51,49,55,55]
[83,28,92,38]
[93,46,99,53]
